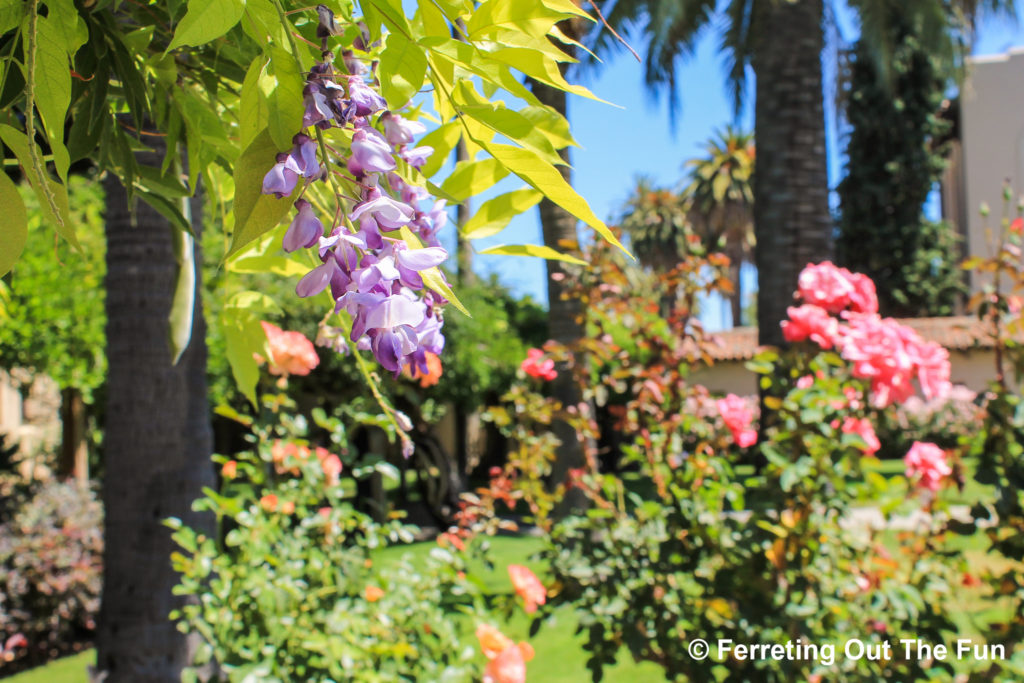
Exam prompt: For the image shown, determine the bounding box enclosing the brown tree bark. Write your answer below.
[57,387,88,482]
[94,139,213,682]
[751,0,832,347]
[530,19,589,513]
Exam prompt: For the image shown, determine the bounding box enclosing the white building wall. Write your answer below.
[962,48,1024,290]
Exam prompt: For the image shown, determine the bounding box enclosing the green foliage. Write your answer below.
[0,177,105,400]
[0,481,103,673]
[170,393,488,682]
[837,22,964,317]
[433,275,547,412]
[959,194,1024,676]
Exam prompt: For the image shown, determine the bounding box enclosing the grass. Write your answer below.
[4,651,93,682]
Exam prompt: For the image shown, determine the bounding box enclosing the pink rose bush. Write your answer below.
[904,441,951,492]
[783,262,952,408]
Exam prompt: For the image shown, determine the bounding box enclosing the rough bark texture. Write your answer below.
[530,26,588,512]
[94,142,213,682]
[752,0,832,346]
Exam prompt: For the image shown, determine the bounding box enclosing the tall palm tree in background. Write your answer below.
[684,127,755,326]
[589,0,1016,345]
[620,176,692,272]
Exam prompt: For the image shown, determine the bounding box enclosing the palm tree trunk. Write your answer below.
[530,23,588,513]
[58,386,88,482]
[94,138,213,682]
[752,0,832,347]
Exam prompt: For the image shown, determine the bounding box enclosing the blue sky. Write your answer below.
[441,2,1024,324]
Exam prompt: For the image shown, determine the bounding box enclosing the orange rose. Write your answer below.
[476,623,514,660]
[364,585,385,602]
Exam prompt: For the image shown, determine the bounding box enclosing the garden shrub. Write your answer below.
[465,249,980,681]
[171,329,519,682]
[0,481,102,673]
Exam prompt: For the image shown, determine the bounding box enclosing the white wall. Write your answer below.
[962,48,1024,290]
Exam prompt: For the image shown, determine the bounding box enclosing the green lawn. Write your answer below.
[4,651,93,682]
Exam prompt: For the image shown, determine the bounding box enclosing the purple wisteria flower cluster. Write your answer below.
[260,8,450,378]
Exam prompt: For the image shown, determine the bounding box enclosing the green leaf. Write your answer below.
[490,46,608,103]
[460,188,541,239]
[0,123,76,248]
[378,31,428,109]
[440,157,508,202]
[222,291,279,406]
[229,128,300,257]
[466,0,566,39]
[476,141,629,255]
[45,0,88,56]
[478,243,586,265]
[453,81,561,164]
[240,57,271,149]
[415,121,461,177]
[32,15,72,181]
[169,227,196,364]
[167,0,245,51]
[0,0,24,36]
[520,104,576,148]
[266,47,304,151]
[0,170,27,276]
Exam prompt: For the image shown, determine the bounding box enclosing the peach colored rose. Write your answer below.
[257,321,320,376]
[508,564,546,614]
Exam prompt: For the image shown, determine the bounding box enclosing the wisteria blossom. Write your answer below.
[258,7,451,377]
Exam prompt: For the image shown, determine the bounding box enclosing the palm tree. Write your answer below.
[620,176,692,272]
[684,127,755,326]
[95,139,213,683]
[588,0,1014,345]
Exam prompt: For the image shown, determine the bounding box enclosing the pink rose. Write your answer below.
[717,394,758,448]
[781,304,841,348]
[797,262,856,313]
[841,417,880,456]
[904,441,951,492]
[521,348,557,381]
[796,262,878,314]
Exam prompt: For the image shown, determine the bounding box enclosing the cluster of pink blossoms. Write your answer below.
[782,262,952,407]
[716,394,757,447]
[520,348,557,381]
[904,441,951,492]
[261,8,448,378]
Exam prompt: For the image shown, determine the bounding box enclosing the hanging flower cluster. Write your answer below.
[782,262,952,407]
[261,8,450,378]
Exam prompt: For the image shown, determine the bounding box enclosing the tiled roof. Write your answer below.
[704,316,997,362]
